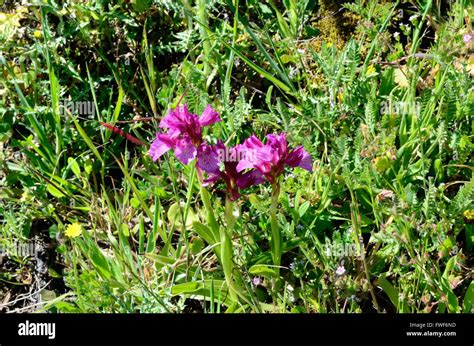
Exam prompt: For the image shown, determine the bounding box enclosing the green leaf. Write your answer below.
[189,3,293,93]
[47,268,62,279]
[121,223,130,237]
[170,280,232,306]
[167,202,196,229]
[0,122,12,141]
[70,115,104,165]
[77,238,112,279]
[376,273,401,311]
[47,184,65,198]
[130,197,140,209]
[442,256,456,279]
[258,3,273,14]
[249,264,278,278]
[304,26,320,38]
[67,157,81,179]
[112,85,124,123]
[190,238,205,255]
[171,281,201,294]
[145,253,176,266]
[193,221,217,246]
[462,281,474,313]
[84,158,93,176]
[37,292,75,313]
[298,201,310,218]
[440,277,459,313]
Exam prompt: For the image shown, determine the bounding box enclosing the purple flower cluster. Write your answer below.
[150,104,313,199]
[236,133,313,184]
[149,104,221,164]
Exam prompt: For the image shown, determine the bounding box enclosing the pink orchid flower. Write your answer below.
[149,104,221,165]
[236,133,312,184]
[197,141,264,200]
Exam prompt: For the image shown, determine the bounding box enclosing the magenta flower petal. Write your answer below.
[243,134,265,150]
[236,157,255,172]
[286,146,313,172]
[198,141,265,199]
[236,170,265,189]
[149,134,176,161]
[199,105,221,127]
[266,133,287,158]
[255,145,275,167]
[236,133,313,181]
[236,135,265,172]
[197,144,221,174]
[159,108,180,129]
[151,104,224,167]
[174,136,197,164]
[159,104,197,137]
[203,172,221,187]
[298,149,313,171]
[173,104,193,124]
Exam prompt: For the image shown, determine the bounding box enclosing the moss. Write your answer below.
[307,2,356,52]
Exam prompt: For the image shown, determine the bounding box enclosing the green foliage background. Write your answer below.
[0,0,473,313]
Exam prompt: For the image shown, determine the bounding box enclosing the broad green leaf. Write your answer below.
[47,184,65,198]
[193,221,217,245]
[377,273,400,311]
[249,264,278,278]
[67,157,81,179]
[167,202,196,230]
[298,201,310,218]
[462,281,474,313]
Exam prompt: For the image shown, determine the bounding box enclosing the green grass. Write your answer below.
[0,0,473,313]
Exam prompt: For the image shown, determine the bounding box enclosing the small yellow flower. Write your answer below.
[337,91,344,103]
[366,64,377,76]
[464,210,474,220]
[65,222,82,238]
[33,30,42,39]
[326,42,333,48]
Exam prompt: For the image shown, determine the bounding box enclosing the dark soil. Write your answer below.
[0,226,68,313]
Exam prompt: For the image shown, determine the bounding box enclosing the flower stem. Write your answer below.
[270,182,282,281]
[223,197,254,306]
[196,167,250,307]
[222,197,239,302]
[196,167,220,242]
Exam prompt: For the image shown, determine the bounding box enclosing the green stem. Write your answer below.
[270,182,281,280]
[197,168,220,241]
[197,0,211,77]
[225,196,236,230]
[222,197,239,302]
[224,197,253,306]
[196,168,249,307]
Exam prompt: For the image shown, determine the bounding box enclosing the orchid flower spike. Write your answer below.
[149,104,221,165]
[236,133,312,184]
[197,141,264,200]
